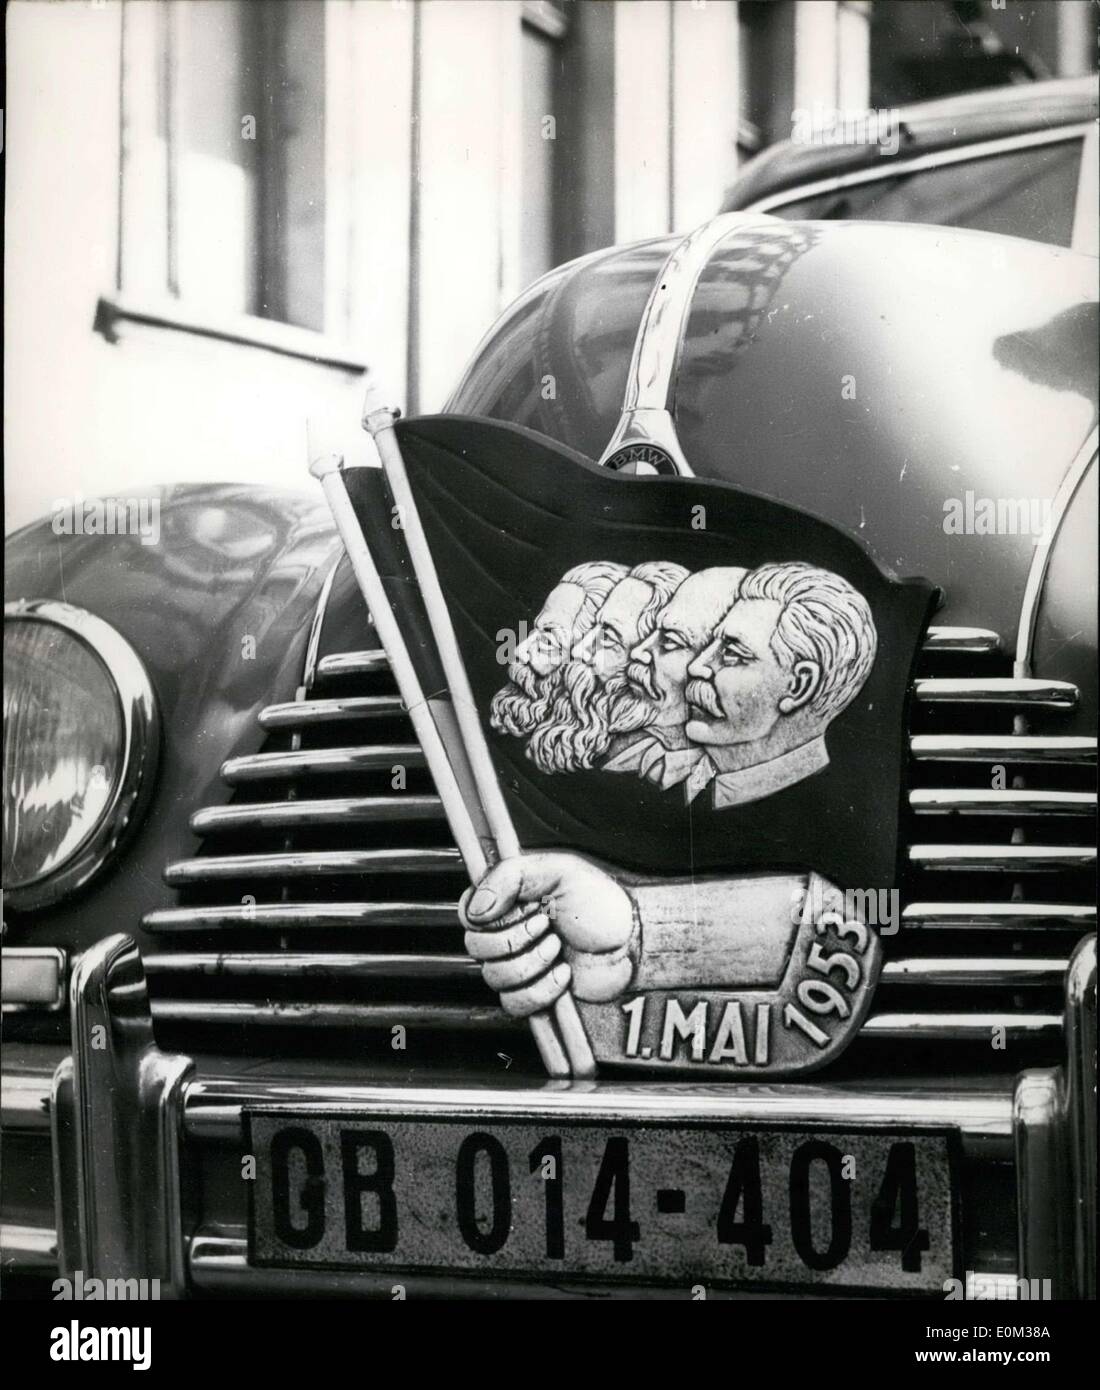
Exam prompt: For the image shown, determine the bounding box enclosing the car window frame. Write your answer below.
[743,123,1096,254]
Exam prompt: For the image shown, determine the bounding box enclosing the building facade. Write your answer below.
[5,0,1095,531]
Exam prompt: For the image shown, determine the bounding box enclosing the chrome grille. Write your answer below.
[887,621,1095,1061]
[144,594,532,1063]
[144,595,1096,1072]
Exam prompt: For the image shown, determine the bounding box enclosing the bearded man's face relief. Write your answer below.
[491,562,629,745]
[512,581,587,679]
[524,563,688,773]
[571,576,653,682]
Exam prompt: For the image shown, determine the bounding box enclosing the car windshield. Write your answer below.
[772,139,1082,248]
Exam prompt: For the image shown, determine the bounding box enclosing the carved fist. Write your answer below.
[460,853,636,1015]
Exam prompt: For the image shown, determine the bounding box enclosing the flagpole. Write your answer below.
[310,451,572,1079]
[361,397,597,1079]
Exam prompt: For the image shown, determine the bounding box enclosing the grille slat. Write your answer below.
[910,789,1095,815]
[163,848,461,885]
[911,734,1096,763]
[315,650,388,679]
[222,746,426,782]
[861,1013,1062,1042]
[902,902,1096,930]
[260,696,406,729]
[909,844,1095,871]
[144,902,459,931]
[145,952,477,980]
[881,957,1068,986]
[190,796,444,834]
[151,1001,519,1031]
[922,626,1001,654]
[913,677,1077,707]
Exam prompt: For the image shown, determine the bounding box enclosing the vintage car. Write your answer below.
[3,213,1096,1299]
[722,75,1099,255]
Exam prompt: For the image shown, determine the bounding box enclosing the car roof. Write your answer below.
[722,75,1098,211]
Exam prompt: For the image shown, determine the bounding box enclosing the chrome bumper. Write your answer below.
[2,932,1095,1298]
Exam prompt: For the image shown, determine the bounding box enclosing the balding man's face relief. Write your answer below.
[685,597,823,749]
[627,568,746,729]
[514,582,586,677]
[572,577,653,682]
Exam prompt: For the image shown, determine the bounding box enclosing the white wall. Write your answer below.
[5,0,862,535]
[4,1,369,536]
[416,0,523,412]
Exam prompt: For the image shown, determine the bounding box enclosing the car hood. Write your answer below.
[448,218,1097,672]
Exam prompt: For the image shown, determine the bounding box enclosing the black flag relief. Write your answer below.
[378,414,937,897]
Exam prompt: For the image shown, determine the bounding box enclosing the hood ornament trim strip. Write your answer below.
[598,213,778,476]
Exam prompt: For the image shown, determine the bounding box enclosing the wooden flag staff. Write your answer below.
[360,395,597,1079]
[309,449,580,1079]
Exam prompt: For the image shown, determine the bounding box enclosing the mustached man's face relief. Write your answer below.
[627,568,746,733]
[513,582,586,678]
[682,563,877,784]
[571,577,654,682]
[685,596,822,758]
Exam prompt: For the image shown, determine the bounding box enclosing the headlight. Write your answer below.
[3,601,159,910]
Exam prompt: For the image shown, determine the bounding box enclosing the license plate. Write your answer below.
[246,1111,959,1294]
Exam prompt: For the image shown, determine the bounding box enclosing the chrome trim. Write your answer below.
[0,1222,58,1271]
[1,1067,54,1131]
[163,847,462,884]
[863,1012,1062,1041]
[190,794,444,833]
[745,123,1094,216]
[902,901,1095,930]
[222,745,425,782]
[144,951,477,980]
[910,789,1095,816]
[315,650,390,679]
[300,558,341,691]
[1015,434,1097,679]
[1,947,66,1012]
[1013,1068,1073,1298]
[187,1232,1016,1299]
[882,958,1068,987]
[913,677,1077,707]
[51,935,193,1294]
[910,844,1095,871]
[1065,935,1096,1298]
[910,734,1096,763]
[181,1074,1014,1153]
[4,599,160,910]
[142,900,459,931]
[260,695,406,729]
[596,212,778,476]
[923,626,1001,654]
[152,1000,516,1031]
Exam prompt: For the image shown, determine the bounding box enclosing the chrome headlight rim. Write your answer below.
[3,599,160,911]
